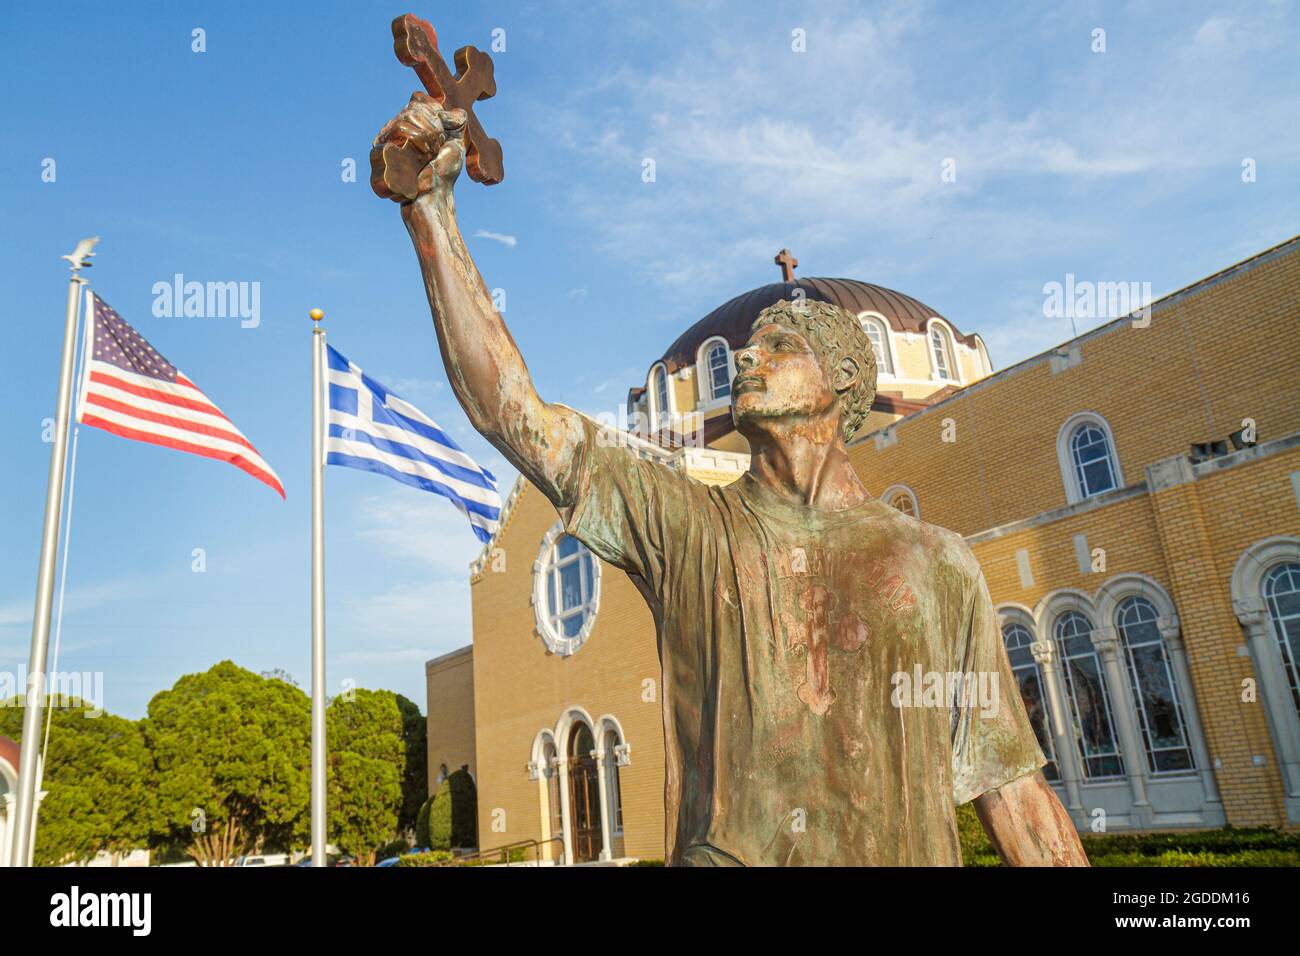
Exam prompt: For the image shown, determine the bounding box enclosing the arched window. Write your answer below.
[1001,621,1058,780]
[652,365,670,426]
[881,484,919,519]
[928,322,955,380]
[1116,596,1194,773]
[1070,423,1118,498]
[602,727,624,835]
[859,315,893,375]
[702,340,731,401]
[1053,610,1124,778]
[1057,413,1122,503]
[1264,562,1300,719]
[543,738,563,846]
[533,525,601,656]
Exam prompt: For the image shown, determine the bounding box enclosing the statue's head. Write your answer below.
[732,299,877,444]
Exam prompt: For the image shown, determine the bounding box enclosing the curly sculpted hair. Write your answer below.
[750,298,878,444]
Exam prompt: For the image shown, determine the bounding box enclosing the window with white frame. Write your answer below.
[1001,621,1058,780]
[881,484,919,519]
[1116,595,1194,773]
[1070,422,1118,498]
[1057,413,1122,503]
[653,365,670,426]
[929,323,955,380]
[859,315,892,375]
[533,526,600,656]
[1053,610,1124,778]
[703,341,731,401]
[1264,562,1300,719]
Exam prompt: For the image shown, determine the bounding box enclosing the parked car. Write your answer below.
[233,853,289,867]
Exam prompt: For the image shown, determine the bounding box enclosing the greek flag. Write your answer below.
[325,345,502,542]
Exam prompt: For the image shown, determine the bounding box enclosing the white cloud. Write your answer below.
[354,489,487,576]
[534,1,1300,367]
[473,229,518,248]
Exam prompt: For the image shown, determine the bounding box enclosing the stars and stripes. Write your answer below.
[76,293,285,497]
[324,345,501,542]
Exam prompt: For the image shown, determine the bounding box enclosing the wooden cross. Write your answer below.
[370,13,505,201]
[774,248,798,283]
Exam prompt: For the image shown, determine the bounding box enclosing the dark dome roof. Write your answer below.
[658,278,972,373]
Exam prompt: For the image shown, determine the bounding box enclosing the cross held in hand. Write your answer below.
[371,13,504,199]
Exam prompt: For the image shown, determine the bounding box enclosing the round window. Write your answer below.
[532,523,601,656]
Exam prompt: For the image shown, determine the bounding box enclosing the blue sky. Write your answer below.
[2,1,1297,720]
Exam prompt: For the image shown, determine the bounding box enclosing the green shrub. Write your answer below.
[447,768,478,849]
[396,849,454,867]
[958,814,1300,868]
[414,796,434,850]
[427,780,452,851]
[421,767,478,852]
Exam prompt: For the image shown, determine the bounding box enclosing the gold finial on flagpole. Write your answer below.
[310,308,324,322]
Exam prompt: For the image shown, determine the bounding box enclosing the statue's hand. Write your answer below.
[370,91,467,203]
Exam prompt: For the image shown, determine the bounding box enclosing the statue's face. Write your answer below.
[732,322,838,435]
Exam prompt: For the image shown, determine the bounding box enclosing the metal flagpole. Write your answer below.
[309,307,327,867]
[10,238,96,867]
[36,284,93,804]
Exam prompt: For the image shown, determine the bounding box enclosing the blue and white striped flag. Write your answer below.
[325,345,502,542]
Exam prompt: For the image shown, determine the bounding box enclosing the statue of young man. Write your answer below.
[374,93,1089,866]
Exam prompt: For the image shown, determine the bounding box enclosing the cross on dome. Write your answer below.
[774,248,798,283]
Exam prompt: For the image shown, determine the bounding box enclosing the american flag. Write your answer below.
[76,294,284,497]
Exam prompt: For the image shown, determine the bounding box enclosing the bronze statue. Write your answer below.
[371,81,1089,866]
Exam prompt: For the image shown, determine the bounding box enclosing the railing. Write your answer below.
[441,836,565,867]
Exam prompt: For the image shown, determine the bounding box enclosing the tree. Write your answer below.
[259,668,299,688]
[414,795,434,849]
[395,694,427,833]
[424,767,478,852]
[447,767,478,849]
[327,688,404,866]
[144,661,310,865]
[427,778,452,851]
[0,695,156,866]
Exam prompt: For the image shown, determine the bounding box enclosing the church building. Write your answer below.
[426,237,1300,863]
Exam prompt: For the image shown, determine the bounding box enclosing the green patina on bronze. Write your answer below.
[565,413,1044,865]
[372,58,1089,864]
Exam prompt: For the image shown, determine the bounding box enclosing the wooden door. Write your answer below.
[567,724,602,863]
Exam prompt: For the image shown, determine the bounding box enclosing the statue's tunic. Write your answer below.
[563,419,1045,866]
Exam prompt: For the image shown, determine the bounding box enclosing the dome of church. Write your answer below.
[656,276,975,374]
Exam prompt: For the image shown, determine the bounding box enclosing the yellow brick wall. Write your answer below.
[425,649,476,794]
[967,442,1300,827]
[1174,447,1300,824]
[849,248,1300,535]
[468,483,667,861]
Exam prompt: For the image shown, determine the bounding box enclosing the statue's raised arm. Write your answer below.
[372,92,585,508]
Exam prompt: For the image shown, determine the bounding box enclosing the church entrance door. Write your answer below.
[567,723,602,863]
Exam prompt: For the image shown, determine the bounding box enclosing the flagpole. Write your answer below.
[36,284,92,805]
[10,240,95,867]
[309,308,327,867]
